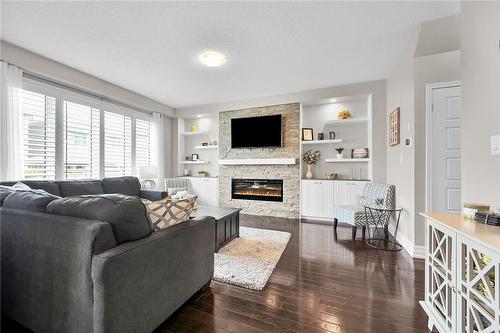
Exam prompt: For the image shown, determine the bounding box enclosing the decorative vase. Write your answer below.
[337,153,343,160]
[306,164,313,179]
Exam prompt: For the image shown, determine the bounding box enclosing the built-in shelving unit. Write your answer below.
[194,145,218,150]
[177,116,219,177]
[180,130,208,136]
[324,117,369,126]
[325,158,370,163]
[179,161,210,165]
[300,94,373,181]
[301,139,343,145]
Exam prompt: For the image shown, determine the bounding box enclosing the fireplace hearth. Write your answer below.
[231,179,283,202]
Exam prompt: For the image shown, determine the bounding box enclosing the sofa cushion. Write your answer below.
[3,190,60,212]
[58,180,104,197]
[23,181,60,196]
[47,194,153,244]
[102,177,141,196]
[0,181,61,196]
[0,190,11,206]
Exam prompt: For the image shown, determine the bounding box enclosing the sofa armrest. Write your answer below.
[0,208,116,333]
[139,189,168,201]
[91,216,215,333]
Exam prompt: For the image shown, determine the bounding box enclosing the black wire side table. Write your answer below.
[364,206,403,251]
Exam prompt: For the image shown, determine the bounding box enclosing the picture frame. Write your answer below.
[318,133,324,140]
[329,131,336,140]
[302,128,314,141]
[201,142,209,146]
[352,148,369,159]
[191,153,199,161]
[389,107,400,147]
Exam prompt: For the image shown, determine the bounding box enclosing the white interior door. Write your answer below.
[430,85,462,212]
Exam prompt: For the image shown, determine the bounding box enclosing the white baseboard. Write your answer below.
[387,225,425,259]
[300,215,334,222]
[412,246,426,259]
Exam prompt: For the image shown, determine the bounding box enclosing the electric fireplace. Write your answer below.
[231,179,283,202]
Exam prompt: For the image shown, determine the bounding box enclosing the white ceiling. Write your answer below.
[1,1,460,109]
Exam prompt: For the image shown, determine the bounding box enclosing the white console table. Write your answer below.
[420,212,500,333]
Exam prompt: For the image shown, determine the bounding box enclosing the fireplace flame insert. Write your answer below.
[231,178,283,202]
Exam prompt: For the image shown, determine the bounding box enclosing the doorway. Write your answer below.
[426,82,462,213]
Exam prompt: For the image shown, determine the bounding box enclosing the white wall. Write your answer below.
[386,30,419,250]
[386,15,461,256]
[461,2,500,209]
[176,79,387,183]
[1,41,175,117]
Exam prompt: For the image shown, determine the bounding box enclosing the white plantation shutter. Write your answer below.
[104,111,132,177]
[20,89,56,179]
[17,77,161,180]
[63,101,100,179]
[135,118,153,175]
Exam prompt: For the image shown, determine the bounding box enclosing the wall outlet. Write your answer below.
[491,134,500,155]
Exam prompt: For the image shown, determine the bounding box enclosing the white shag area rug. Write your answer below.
[213,226,291,291]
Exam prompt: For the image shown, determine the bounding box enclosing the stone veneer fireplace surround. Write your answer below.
[218,103,300,219]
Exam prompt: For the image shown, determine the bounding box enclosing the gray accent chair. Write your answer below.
[0,177,214,333]
[164,177,189,196]
[333,183,396,239]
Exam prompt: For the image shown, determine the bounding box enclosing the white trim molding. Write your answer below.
[425,80,461,213]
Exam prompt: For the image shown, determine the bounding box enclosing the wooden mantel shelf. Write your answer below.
[420,212,500,251]
[218,158,297,166]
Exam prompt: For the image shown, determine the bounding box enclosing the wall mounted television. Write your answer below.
[231,114,282,148]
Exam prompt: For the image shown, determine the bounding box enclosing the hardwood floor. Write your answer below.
[2,215,428,333]
[156,215,427,333]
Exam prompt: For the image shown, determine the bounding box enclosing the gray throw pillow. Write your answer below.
[47,194,153,244]
[3,190,60,212]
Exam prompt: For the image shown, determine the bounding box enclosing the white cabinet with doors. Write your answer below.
[301,180,369,220]
[301,180,334,220]
[420,213,500,333]
[334,181,366,206]
[186,177,219,207]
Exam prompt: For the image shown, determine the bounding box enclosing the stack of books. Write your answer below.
[475,212,500,226]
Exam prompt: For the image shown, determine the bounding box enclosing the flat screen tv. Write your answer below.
[231,114,282,148]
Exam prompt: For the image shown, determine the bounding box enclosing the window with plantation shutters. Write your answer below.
[17,78,158,181]
[63,101,100,179]
[135,118,153,175]
[104,111,132,177]
[20,89,56,179]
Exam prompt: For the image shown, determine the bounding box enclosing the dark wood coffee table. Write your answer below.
[191,205,241,252]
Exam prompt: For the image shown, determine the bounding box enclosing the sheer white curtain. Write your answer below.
[152,112,165,189]
[0,61,23,181]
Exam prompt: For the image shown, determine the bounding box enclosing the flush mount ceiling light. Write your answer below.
[199,51,227,67]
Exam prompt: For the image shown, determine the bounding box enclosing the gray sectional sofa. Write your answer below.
[0,177,215,333]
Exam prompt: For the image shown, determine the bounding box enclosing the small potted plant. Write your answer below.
[302,149,321,179]
[336,147,344,160]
